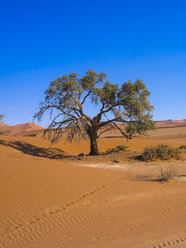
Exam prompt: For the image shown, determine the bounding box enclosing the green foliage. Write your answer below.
[126,117,156,139]
[142,146,157,161]
[106,144,128,154]
[142,144,182,161]
[156,144,181,160]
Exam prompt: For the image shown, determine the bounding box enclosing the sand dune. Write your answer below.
[0,122,44,136]
[13,118,186,137]
[10,122,44,135]
[2,118,186,137]
[0,126,186,247]
[156,119,186,128]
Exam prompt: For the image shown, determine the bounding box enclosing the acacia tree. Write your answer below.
[34,69,155,155]
[0,115,5,135]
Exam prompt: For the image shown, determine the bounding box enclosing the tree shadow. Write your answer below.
[0,140,71,159]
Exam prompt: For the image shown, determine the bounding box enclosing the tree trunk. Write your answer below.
[89,131,99,155]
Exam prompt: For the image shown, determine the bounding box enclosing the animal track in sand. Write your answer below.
[149,237,185,248]
[0,178,124,235]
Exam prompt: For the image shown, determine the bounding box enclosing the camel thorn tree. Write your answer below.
[34,69,155,155]
[0,115,7,135]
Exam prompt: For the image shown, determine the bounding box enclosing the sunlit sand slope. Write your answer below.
[1,126,186,155]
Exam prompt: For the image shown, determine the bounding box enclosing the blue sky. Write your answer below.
[0,0,186,126]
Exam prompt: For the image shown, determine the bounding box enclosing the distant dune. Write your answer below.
[0,122,9,128]
[155,119,186,128]
[0,122,44,135]
[1,119,186,136]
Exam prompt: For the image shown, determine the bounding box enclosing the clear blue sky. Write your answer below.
[0,0,185,126]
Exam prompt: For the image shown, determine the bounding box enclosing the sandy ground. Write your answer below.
[0,126,186,248]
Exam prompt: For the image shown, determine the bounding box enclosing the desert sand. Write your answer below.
[0,126,186,248]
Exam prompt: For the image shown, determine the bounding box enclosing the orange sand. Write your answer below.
[0,126,186,247]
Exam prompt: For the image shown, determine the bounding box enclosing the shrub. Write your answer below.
[116,144,128,151]
[180,145,186,150]
[142,144,182,161]
[156,144,173,160]
[106,144,128,154]
[142,146,157,161]
[78,152,85,157]
[168,147,182,160]
[158,165,177,182]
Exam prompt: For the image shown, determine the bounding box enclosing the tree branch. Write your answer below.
[111,122,129,139]
[98,117,121,128]
[81,90,91,105]
[97,126,114,138]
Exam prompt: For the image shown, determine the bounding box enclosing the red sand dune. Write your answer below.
[0,122,44,135]
[156,119,186,128]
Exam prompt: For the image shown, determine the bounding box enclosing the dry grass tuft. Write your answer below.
[158,165,177,182]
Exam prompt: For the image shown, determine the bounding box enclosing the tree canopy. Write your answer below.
[35,69,155,155]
